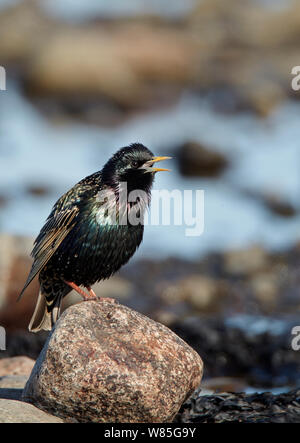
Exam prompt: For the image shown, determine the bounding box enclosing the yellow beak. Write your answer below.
[146,156,172,172]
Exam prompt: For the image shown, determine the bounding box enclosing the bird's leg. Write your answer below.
[65,281,96,301]
[86,286,98,299]
[85,286,116,303]
[86,286,114,303]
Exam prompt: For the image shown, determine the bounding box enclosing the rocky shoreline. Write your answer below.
[1,234,300,391]
[2,234,300,329]
[1,0,300,119]
[1,237,299,421]
[1,369,299,423]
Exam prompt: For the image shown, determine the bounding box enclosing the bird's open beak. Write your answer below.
[142,156,172,173]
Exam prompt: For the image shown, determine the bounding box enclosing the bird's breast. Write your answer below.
[93,185,149,227]
[50,211,144,286]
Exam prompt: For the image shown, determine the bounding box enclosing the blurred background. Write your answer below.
[0,0,300,395]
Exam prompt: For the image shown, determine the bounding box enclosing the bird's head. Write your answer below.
[102,143,171,194]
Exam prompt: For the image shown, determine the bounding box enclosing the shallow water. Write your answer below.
[225,314,295,337]
[41,0,197,22]
[0,83,299,259]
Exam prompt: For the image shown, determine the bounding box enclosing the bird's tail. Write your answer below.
[28,290,63,333]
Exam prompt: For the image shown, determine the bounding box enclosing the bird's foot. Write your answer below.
[86,287,115,303]
[86,286,97,299]
[65,281,116,303]
[86,286,115,303]
[65,281,97,301]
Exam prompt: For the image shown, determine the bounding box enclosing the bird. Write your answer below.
[18,143,171,332]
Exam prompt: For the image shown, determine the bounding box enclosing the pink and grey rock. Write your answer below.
[0,356,35,377]
[22,300,203,422]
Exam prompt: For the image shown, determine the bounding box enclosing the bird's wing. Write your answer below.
[18,206,79,300]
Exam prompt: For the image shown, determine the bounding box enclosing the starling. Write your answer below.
[19,143,171,332]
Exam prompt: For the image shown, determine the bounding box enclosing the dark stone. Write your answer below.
[177,141,229,177]
[176,389,300,423]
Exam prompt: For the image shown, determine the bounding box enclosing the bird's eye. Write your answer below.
[131,161,139,168]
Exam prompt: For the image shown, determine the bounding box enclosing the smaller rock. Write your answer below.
[177,141,229,177]
[179,275,219,312]
[26,184,51,197]
[0,234,38,331]
[0,374,29,401]
[201,376,246,393]
[26,26,195,108]
[0,399,64,423]
[262,193,297,218]
[0,375,28,390]
[224,246,269,275]
[160,275,227,313]
[152,309,179,327]
[244,189,297,218]
[249,272,278,310]
[0,356,35,377]
[235,74,285,117]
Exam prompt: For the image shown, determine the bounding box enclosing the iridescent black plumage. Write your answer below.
[19,143,171,332]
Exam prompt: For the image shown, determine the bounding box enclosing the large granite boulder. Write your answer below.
[22,300,203,423]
